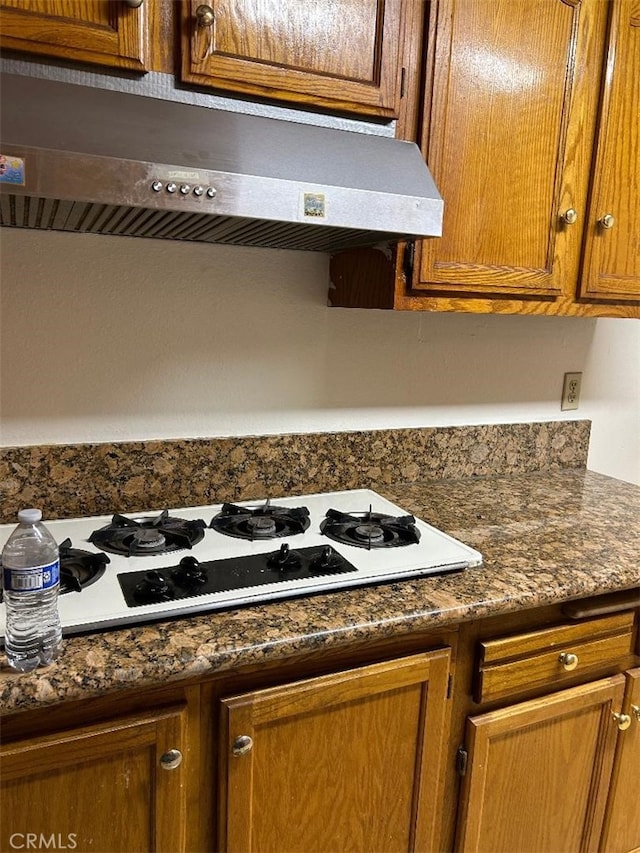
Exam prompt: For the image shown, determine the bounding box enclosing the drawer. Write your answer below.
[475,611,635,703]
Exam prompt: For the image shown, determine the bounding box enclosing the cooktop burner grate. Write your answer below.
[88,510,206,557]
[58,538,110,593]
[320,509,421,549]
[209,500,311,540]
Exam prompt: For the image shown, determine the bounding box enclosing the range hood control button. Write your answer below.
[193,185,204,197]
[206,187,217,198]
[166,182,177,193]
[151,180,163,192]
[179,184,191,195]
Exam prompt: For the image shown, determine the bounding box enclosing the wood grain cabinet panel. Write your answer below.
[412,0,640,312]
[0,1,149,70]
[0,705,188,853]
[475,612,636,702]
[580,0,640,300]
[456,676,626,853]
[218,649,451,853]
[599,667,640,852]
[417,0,597,299]
[329,0,639,316]
[180,0,405,117]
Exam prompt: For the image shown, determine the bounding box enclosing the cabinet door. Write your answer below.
[0,705,188,853]
[579,0,640,300]
[219,649,451,853]
[456,675,625,853]
[0,1,148,71]
[599,668,640,852]
[180,0,404,118]
[415,0,608,299]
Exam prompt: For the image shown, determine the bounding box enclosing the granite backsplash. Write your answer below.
[0,420,590,523]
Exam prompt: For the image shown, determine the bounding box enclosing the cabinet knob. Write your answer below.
[631,704,640,722]
[561,208,578,225]
[612,712,631,731]
[159,749,183,770]
[194,5,215,62]
[558,652,578,671]
[196,4,215,27]
[232,735,253,756]
[599,213,615,229]
[123,0,144,7]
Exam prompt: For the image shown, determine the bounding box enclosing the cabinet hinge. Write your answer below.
[456,746,468,777]
[400,66,407,98]
[402,240,415,284]
[447,673,453,698]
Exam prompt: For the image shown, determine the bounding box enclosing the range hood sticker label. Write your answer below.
[301,192,326,219]
[0,155,26,186]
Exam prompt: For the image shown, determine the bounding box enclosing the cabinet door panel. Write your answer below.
[180,0,403,117]
[580,0,640,299]
[416,0,607,297]
[0,1,148,70]
[219,649,451,853]
[456,675,625,853]
[0,706,188,853]
[599,667,640,852]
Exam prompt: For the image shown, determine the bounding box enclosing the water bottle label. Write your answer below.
[3,559,60,592]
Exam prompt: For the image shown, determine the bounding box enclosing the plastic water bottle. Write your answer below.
[2,508,62,671]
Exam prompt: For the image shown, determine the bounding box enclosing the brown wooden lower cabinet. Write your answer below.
[0,704,189,853]
[455,675,629,853]
[599,667,640,853]
[217,648,452,853]
[1,601,638,853]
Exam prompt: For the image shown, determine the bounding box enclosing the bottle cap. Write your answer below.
[17,508,43,523]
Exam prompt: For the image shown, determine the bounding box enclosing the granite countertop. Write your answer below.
[2,468,639,715]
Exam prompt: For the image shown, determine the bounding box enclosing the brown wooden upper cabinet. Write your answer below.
[179,0,406,118]
[0,0,149,71]
[579,0,640,301]
[412,0,640,314]
[330,0,640,318]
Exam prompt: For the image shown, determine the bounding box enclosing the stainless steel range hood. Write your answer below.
[0,74,443,253]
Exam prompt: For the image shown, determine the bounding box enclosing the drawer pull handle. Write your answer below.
[613,712,631,731]
[558,652,578,671]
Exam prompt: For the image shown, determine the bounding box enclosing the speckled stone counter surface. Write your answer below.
[2,467,638,715]
[0,420,590,523]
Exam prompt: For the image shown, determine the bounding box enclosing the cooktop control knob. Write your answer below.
[134,570,173,604]
[172,555,207,586]
[267,543,302,573]
[310,545,344,573]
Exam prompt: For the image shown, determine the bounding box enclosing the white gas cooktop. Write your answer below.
[0,489,482,637]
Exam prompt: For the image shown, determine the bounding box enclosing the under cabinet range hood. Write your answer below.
[0,74,443,253]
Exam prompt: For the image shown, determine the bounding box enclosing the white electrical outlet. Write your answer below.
[561,372,582,411]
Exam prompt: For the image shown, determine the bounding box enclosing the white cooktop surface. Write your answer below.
[0,489,482,637]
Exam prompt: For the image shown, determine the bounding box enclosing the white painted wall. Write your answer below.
[1,229,639,484]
